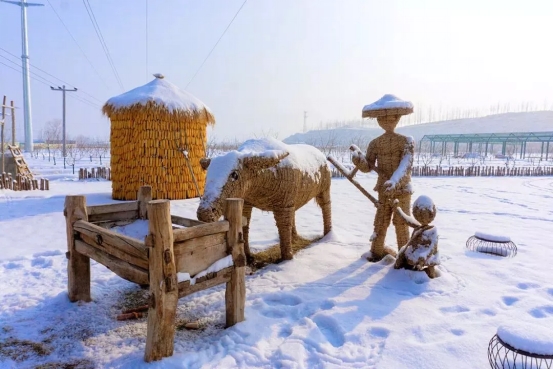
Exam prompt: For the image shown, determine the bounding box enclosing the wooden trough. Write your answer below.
[64,186,246,362]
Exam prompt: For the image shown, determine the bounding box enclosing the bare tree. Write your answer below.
[42,119,62,159]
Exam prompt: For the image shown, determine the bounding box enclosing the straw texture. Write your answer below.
[352,114,415,261]
[362,107,413,118]
[103,95,214,201]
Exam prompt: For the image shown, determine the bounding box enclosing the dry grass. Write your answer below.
[34,359,95,369]
[251,235,322,270]
[0,338,51,362]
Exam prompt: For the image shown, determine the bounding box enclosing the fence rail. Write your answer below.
[412,166,553,177]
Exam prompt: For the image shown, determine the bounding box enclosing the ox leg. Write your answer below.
[273,206,294,260]
[291,210,299,241]
[316,189,332,235]
[242,203,253,264]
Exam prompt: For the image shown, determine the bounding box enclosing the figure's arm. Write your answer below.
[385,137,414,191]
[351,141,375,173]
[392,199,420,228]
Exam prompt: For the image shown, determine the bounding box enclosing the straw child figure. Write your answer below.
[392,196,440,278]
[351,95,415,262]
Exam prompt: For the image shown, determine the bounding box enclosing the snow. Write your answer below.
[474,231,511,242]
[111,219,149,240]
[385,137,414,190]
[201,138,328,204]
[362,94,414,113]
[414,195,435,211]
[177,256,234,285]
[104,77,213,114]
[1,155,553,368]
[497,322,553,355]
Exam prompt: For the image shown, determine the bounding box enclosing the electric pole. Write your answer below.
[50,85,77,158]
[303,111,308,133]
[1,0,44,153]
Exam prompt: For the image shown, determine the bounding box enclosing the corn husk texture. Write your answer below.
[103,101,215,200]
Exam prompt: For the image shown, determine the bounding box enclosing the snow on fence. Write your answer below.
[0,172,49,191]
[64,186,246,362]
[412,165,553,177]
[78,167,111,180]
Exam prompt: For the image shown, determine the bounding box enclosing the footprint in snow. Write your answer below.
[517,282,541,290]
[547,288,553,298]
[369,326,390,338]
[450,329,465,336]
[312,315,345,348]
[479,308,497,316]
[502,296,519,306]
[264,293,302,307]
[528,305,553,318]
[31,257,53,269]
[439,305,470,314]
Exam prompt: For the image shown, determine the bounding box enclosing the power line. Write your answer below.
[44,0,111,92]
[82,0,125,91]
[185,0,248,89]
[0,61,100,109]
[0,47,103,104]
[146,0,148,80]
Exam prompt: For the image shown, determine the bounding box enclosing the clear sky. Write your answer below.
[1,0,552,142]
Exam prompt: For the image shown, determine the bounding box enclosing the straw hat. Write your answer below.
[362,94,414,118]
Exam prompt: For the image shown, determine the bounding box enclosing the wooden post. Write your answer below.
[144,199,178,362]
[1,96,5,174]
[224,198,246,327]
[64,195,91,302]
[138,186,152,220]
[10,101,15,146]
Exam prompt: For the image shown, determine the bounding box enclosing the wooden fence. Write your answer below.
[412,166,553,177]
[0,172,49,190]
[79,167,111,180]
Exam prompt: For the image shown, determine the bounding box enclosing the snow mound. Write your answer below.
[202,138,328,204]
[362,94,413,112]
[177,255,233,285]
[497,323,553,355]
[111,219,149,240]
[475,231,511,242]
[104,77,213,114]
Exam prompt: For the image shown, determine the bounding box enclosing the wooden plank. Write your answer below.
[145,199,178,362]
[74,220,148,260]
[75,240,148,285]
[87,201,139,216]
[178,266,233,298]
[88,210,139,223]
[171,215,204,228]
[174,234,228,276]
[172,221,229,242]
[137,186,152,219]
[65,196,91,302]
[79,233,148,270]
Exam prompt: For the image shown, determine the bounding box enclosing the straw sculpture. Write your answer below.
[102,74,215,200]
[352,94,415,261]
[393,196,440,278]
[197,138,332,262]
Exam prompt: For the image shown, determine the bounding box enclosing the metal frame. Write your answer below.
[419,131,553,159]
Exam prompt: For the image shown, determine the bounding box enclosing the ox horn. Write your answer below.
[242,150,289,170]
[200,158,211,170]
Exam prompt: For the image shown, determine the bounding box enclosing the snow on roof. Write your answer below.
[362,94,413,112]
[201,138,328,204]
[104,75,213,115]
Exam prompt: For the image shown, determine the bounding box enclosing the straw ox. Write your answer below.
[197,138,332,261]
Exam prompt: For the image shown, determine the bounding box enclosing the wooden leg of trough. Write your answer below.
[224,198,246,327]
[144,199,178,362]
[64,195,91,302]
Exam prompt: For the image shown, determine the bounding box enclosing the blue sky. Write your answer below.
[1,0,552,142]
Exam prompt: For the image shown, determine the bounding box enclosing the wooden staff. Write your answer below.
[327,155,379,207]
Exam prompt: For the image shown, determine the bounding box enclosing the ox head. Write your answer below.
[197,150,289,222]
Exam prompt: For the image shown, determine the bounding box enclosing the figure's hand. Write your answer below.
[384,180,396,191]
[388,198,399,206]
[351,154,362,168]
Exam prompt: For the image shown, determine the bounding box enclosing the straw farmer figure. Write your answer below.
[393,196,440,278]
[351,94,415,262]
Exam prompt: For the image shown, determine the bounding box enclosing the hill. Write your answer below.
[284,111,553,146]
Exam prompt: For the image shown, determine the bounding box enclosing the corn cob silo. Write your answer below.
[102,74,215,200]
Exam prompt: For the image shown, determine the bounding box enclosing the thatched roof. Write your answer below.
[362,94,413,118]
[102,74,215,125]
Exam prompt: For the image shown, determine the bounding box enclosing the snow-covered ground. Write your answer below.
[1,157,553,368]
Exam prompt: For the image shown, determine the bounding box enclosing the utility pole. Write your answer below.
[1,0,44,153]
[303,111,308,133]
[50,85,77,158]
